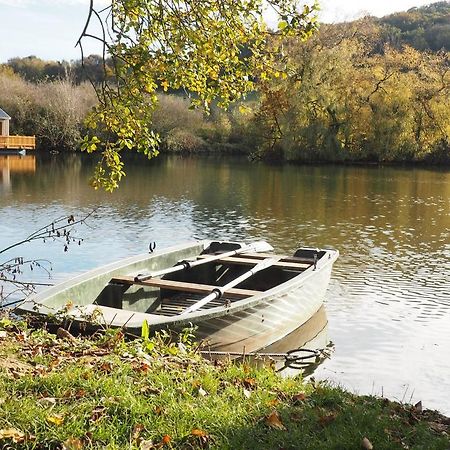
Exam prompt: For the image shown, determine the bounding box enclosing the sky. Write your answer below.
[0,0,441,63]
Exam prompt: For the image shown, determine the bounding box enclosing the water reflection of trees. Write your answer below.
[3,155,449,258]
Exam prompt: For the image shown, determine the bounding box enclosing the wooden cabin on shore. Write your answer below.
[0,108,35,151]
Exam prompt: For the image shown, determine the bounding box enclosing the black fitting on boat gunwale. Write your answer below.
[179,260,192,270]
[211,287,224,299]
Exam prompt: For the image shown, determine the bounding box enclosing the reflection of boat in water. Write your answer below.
[202,305,331,377]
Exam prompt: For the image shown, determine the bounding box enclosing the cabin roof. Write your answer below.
[0,108,11,120]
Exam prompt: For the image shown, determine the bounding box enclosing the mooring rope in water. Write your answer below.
[200,347,326,368]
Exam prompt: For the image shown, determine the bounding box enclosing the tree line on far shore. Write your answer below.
[0,2,448,163]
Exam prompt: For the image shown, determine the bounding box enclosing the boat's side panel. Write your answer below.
[17,241,207,315]
[191,261,334,353]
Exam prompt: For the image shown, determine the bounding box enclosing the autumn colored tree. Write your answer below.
[250,18,449,163]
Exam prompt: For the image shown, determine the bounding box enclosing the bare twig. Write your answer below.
[1,209,97,307]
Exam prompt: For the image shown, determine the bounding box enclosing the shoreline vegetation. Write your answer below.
[0,317,449,449]
[0,3,449,165]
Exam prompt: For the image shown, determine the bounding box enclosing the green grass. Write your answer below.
[0,320,449,449]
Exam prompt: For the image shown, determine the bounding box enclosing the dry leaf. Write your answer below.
[318,412,337,427]
[292,393,307,403]
[90,406,106,422]
[56,328,77,342]
[161,434,171,444]
[198,386,208,397]
[75,389,87,398]
[62,437,83,450]
[99,361,113,373]
[47,414,65,426]
[140,440,154,450]
[140,385,160,396]
[243,377,256,389]
[267,398,279,407]
[132,424,145,442]
[265,410,286,430]
[0,428,25,443]
[243,388,251,399]
[135,362,151,373]
[361,437,373,450]
[154,406,163,415]
[191,429,207,437]
[190,429,210,448]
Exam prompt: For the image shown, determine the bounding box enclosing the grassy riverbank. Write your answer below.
[1,319,449,449]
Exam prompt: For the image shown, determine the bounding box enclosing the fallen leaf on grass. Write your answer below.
[361,437,373,449]
[265,410,286,430]
[243,377,256,389]
[47,414,65,426]
[90,406,107,423]
[140,385,161,396]
[191,429,207,437]
[318,412,337,427]
[190,429,211,448]
[48,357,62,371]
[132,423,145,442]
[140,434,171,450]
[56,328,77,343]
[62,437,83,450]
[74,388,87,399]
[98,361,113,373]
[0,428,25,443]
[292,392,307,403]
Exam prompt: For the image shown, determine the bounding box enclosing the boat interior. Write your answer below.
[94,245,325,316]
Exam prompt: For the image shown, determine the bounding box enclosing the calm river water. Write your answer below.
[1,153,449,414]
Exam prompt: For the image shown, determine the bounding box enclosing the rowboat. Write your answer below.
[17,240,339,353]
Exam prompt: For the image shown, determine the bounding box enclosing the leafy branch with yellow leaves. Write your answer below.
[77,0,318,191]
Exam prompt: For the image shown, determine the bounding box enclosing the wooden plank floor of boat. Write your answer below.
[153,293,229,316]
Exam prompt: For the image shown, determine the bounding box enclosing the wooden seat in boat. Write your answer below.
[110,275,262,299]
[196,253,311,270]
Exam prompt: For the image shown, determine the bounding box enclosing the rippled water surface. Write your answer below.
[1,154,449,414]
